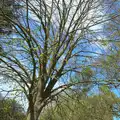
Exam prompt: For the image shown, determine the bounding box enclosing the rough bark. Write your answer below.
[26,100,45,120]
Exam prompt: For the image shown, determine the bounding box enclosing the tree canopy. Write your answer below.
[0,0,120,120]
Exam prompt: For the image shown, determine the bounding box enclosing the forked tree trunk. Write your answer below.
[26,106,42,120]
[26,99,45,120]
[26,112,40,120]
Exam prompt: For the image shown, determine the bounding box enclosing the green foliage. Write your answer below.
[0,98,25,120]
[100,85,110,94]
[81,66,93,78]
[70,67,93,84]
[100,40,109,46]
[41,90,120,120]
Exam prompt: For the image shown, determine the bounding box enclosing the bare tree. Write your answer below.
[0,0,114,120]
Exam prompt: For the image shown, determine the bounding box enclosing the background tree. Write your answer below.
[41,85,120,120]
[0,97,25,120]
[0,0,20,34]
[95,0,120,89]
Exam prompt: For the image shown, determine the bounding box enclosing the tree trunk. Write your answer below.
[26,108,41,120]
[26,100,45,120]
[26,112,40,120]
[27,79,48,120]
